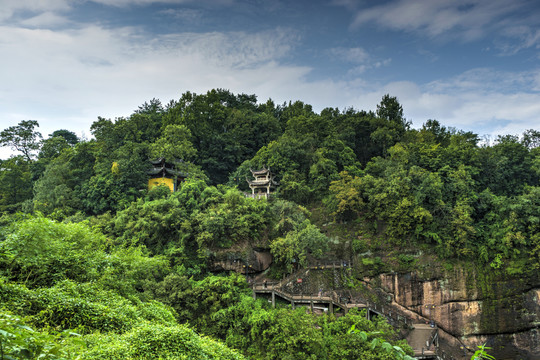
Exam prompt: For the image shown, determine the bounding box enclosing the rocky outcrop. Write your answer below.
[366,268,540,359]
[209,248,272,273]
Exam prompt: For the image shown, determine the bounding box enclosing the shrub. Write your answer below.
[82,323,245,360]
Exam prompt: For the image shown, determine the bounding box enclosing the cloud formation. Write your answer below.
[0,0,71,21]
[0,0,539,161]
[351,0,528,41]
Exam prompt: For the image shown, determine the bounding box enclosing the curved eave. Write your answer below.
[250,167,270,175]
[149,157,184,165]
[247,180,277,187]
[148,167,188,178]
[165,168,188,177]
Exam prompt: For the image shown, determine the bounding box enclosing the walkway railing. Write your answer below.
[251,260,417,329]
[251,260,465,359]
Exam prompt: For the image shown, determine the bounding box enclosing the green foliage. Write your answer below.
[33,149,82,218]
[0,216,107,287]
[0,120,43,162]
[248,307,323,360]
[82,323,245,360]
[0,279,176,334]
[150,124,197,163]
[163,89,281,185]
[240,114,361,203]
[1,90,535,360]
[0,311,83,360]
[38,136,71,163]
[337,316,414,360]
[81,141,149,214]
[270,220,329,272]
[0,215,169,297]
[110,183,272,272]
[49,130,79,146]
[471,344,496,360]
[327,171,365,221]
[112,195,186,252]
[148,273,250,336]
[0,156,33,213]
[325,125,539,269]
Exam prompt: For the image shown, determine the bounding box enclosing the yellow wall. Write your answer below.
[148,177,175,192]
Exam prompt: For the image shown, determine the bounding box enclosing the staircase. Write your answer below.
[407,323,438,358]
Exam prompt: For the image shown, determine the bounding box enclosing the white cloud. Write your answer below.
[351,0,526,41]
[1,0,539,162]
[329,47,390,76]
[157,8,203,23]
[497,26,540,55]
[369,69,540,137]
[154,28,299,68]
[0,22,307,139]
[19,12,70,27]
[330,47,369,63]
[89,0,234,7]
[0,0,71,22]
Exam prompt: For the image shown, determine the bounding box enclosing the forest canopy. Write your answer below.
[0,89,536,359]
[1,89,537,269]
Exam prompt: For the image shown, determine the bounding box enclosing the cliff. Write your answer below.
[365,266,540,359]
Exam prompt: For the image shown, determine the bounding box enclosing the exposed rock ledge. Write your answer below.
[363,269,539,359]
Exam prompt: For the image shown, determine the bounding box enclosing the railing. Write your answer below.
[307,260,353,269]
[252,260,416,330]
[251,260,464,359]
[244,192,271,199]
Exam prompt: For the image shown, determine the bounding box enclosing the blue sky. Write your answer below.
[1,0,540,158]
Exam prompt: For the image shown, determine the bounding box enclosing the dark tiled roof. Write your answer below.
[250,166,270,175]
[148,166,187,177]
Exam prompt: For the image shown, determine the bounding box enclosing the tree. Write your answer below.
[0,120,42,161]
[376,94,409,133]
[150,124,197,162]
[38,136,70,161]
[32,136,72,181]
[49,129,79,146]
[81,142,149,214]
[328,171,365,221]
[371,95,410,156]
[33,149,81,218]
[0,156,32,212]
[521,129,540,149]
[270,220,329,272]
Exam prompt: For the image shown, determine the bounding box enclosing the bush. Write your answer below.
[0,215,170,298]
[0,279,177,334]
[82,323,245,360]
[0,311,84,360]
[0,216,107,287]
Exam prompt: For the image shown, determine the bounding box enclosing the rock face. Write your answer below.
[209,249,273,273]
[371,267,540,359]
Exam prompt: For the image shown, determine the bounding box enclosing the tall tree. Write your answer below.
[0,156,32,212]
[371,95,410,156]
[49,129,79,146]
[376,94,408,131]
[0,120,42,161]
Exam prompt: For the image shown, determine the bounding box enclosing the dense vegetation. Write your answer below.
[1,88,536,358]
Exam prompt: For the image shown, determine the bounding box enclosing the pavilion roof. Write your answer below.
[250,166,271,175]
[148,158,187,178]
[246,178,279,186]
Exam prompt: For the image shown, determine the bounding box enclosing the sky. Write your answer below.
[1,0,540,158]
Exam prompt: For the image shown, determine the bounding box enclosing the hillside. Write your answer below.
[1,89,538,359]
